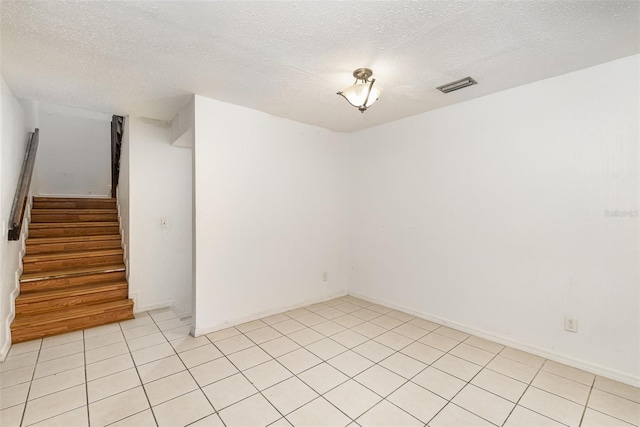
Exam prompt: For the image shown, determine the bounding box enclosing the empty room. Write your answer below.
[0,1,638,426]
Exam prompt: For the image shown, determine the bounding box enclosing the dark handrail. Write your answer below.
[111,115,124,198]
[8,129,39,241]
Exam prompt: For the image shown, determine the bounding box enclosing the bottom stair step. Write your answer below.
[11,299,134,343]
[15,282,129,315]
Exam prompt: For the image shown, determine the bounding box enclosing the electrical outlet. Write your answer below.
[564,316,578,333]
[322,271,328,282]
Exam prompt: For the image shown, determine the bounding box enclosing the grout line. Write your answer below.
[577,376,596,427]
[17,338,42,427]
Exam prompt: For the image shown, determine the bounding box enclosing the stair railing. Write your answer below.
[8,128,39,241]
[111,115,124,198]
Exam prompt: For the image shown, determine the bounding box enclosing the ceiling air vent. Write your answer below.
[437,76,477,94]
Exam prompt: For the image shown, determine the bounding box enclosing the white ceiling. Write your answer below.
[1,1,638,132]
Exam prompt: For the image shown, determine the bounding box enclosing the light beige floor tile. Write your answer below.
[189,413,226,427]
[84,331,124,351]
[214,334,254,355]
[244,326,282,344]
[179,343,223,368]
[385,310,413,322]
[429,402,494,427]
[285,308,312,318]
[400,341,444,365]
[408,317,439,331]
[419,332,459,352]
[335,303,362,314]
[486,355,539,383]
[333,314,365,329]
[392,323,429,340]
[357,399,422,427]
[432,354,482,382]
[260,336,301,358]
[86,354,134,381]
[449,343,494,366]
[351,309,381,322]
[7,340,41,357]
[0,382,29,410]
[305,303,330,312]
[288,328,325,346]
[370,315,404,330]
[353,340,394,363]
[88,386,149,427]
[137,355,185,384]
[85,341,129,364]
[41,331,83,348]
[202,373,258,410]
[23,384,86,426]
[277,348,322,374]
[122,323,160,341]
[38,339,84,362]
[594,376,640,403]
[307,338,348,360]
[261,313,290,325]
[0,403,24,427]
[34,353,82,379]
[355,365,406,397]
[588,388,640,426]
[148,308,175,322]
[131,342,175,366]
[169,335,209,353]
[143,370,198,406]
[286,397,350,427]
[316,308,346,320]
[264,376,319,415]
[519,386,584,427]
[30,406,88,427]
[0,351,38,373]
[379,352,426,379]
[500,347,545,368]
[328,350,374,377]
[433,326,469,341]
[109,409,156,427]
[388,381,447,424]
[298,363,349,394]
[463,335,505,354]
[352,322,387,339]
[503,405,565,427]
[243,359,292,390]
[119,315,154,331]
[227,345,271,370]
[296,313,326,327]
[311,321,347,337]
[1,365,34,389]
[189,357,239,387]
[234,319,267,333]
[156,318,185,331]
[28,366,85,400]
[88,368,141,403]
[152,389,214,427]
[125,332,166,352]
[581,407,636,427]
[452,384,515,425]
[373,331,412,351]
[205,327,240,342]
[271,319,306,335]
[412,366,466,400]
[218,393,280,427]
[325,379,381,419]
[471,368,527,402]
[163,325,191,341]
[532,370,591,404]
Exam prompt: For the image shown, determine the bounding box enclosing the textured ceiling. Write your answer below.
[1,1,638,132]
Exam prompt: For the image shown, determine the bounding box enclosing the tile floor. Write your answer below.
[1,295,638,427]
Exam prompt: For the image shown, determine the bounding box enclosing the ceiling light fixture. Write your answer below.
[337,68,381,113]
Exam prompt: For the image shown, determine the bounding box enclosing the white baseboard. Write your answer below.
[348,291,640,388]
[192,291,348,337]
[133,299,175,315]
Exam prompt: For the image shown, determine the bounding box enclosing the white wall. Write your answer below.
[349,55,639,384]
[35,102,111,197]
[128,117,193,316]
[117,118,130,274]
[193,96,351,334]
[0,79,36,359]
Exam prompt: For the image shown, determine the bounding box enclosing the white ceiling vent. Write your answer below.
[437,77,477,93]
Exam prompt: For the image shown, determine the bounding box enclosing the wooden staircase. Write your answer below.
[11,197,134,343]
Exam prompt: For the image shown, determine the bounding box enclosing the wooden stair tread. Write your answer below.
[27,235,121,245]
[16,282,128,304]
[31,209,117,213]
[33,197,115,202]
[21,264,126,282]
[30,222,119,228]
[12,299,133,328]
[24,248,123,263]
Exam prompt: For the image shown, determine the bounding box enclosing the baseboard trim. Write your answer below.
[192,291,348,337]
[133,300,175,315]
[349,291,640,388]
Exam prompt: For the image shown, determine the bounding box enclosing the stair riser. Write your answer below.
[16,288,128,316]
[29,227,120,238]
[11,306,134,343]
[23,255,124,274]
[26,240,122,255]
[21,271,126,293]
[33,201,116,210]
[31,213,119,223]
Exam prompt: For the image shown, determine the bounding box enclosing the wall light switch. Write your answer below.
[160,218,169,229]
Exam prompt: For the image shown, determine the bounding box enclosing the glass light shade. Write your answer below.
[341,82,382,108]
